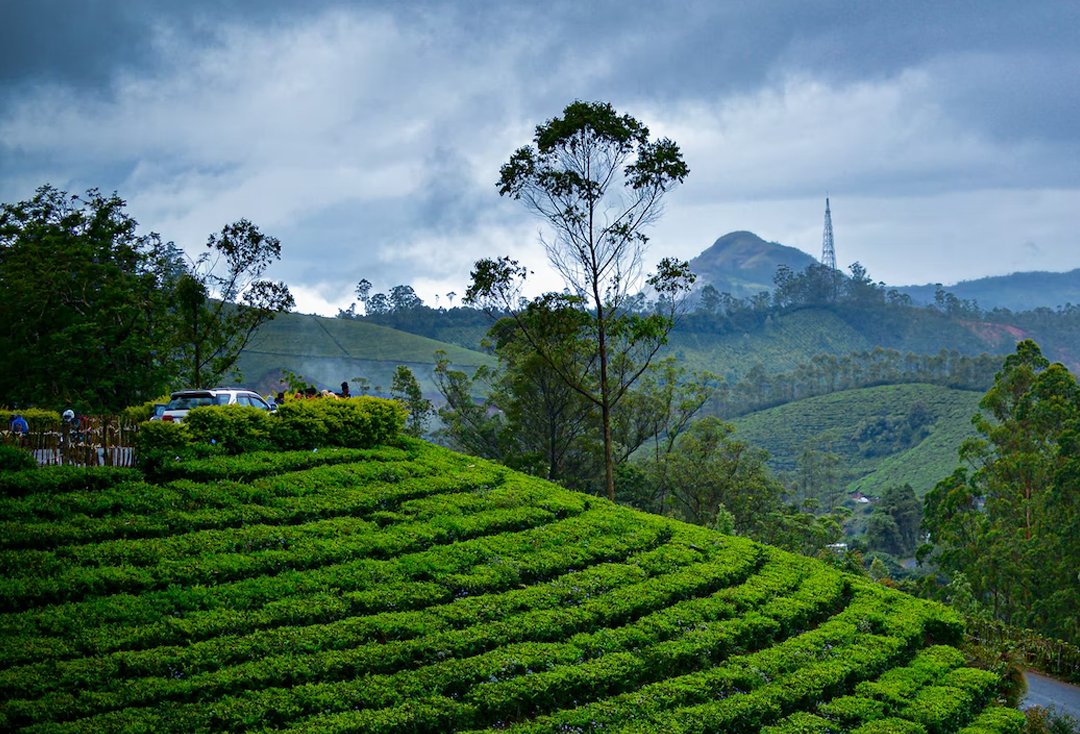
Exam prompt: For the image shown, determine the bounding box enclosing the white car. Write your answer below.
[157,388,274,423]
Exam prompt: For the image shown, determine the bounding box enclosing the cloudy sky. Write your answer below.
[2,1,1078,315]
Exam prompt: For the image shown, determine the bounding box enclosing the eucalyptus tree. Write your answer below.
[466,101,694,501]
[924,340,1079,641]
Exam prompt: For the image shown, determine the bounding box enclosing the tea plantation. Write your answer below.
[0,439,1024,733]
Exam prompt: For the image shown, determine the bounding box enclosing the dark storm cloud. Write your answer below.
[1,0,1077,313]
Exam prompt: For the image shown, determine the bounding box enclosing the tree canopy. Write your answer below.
[468,100,694,501]
[0,186,181,412]
[173,219,294,388]
[923,339,1079,643]
[0,185,294,411]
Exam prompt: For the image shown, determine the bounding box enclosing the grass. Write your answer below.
[0,439,1011,732]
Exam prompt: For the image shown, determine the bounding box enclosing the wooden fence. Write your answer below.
[3,416,140,468]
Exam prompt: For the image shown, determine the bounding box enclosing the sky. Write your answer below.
[2,0,1078,316]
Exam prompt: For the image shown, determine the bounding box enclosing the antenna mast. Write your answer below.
[821,196,836,270]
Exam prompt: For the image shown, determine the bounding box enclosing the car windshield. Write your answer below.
[166,395,217,410]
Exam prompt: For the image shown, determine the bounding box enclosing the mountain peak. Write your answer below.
[689,231,818,298]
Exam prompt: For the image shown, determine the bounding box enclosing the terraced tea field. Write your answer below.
[0,441,1022,732]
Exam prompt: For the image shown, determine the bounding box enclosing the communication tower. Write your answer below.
[821,196,836,270]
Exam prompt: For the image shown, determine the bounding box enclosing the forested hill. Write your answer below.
[898,268,1080,311]
[688,230,818,298]
[728,383,983,499]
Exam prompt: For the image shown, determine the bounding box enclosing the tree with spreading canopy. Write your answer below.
[0,185,181,412]
[466,100,694,501]
[173,219,294,388]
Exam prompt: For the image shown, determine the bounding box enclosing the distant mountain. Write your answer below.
[688,231,817,298]
[897,268,1080,311]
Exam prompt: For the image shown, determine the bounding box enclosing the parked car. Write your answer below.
[155,388,275,423]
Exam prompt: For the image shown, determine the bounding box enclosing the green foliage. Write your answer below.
[473,100,694,502]
[173,220,295,388]
[271,396,406,450]
[0,445,35,473]
[0,185,180,412]
[0,440,1010,732]
[119,398,169,424]
[867,484,922,556]
[924,340,1080,643]
[183,404,274,454]
[390,365,434,437]
[731,383,984,499]
[633,416,787,536]
[0,464,139,498]
[136,418,193,457]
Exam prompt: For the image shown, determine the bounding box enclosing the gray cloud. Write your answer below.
[1,0,1077,313]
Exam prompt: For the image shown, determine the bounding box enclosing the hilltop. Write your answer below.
[0,439,1020,732]
[689,231,818,298]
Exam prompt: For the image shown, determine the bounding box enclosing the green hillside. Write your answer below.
[236,311,493,396]
[0,441,1020,733]
[669,306,1016,382]
[729,384,983,498]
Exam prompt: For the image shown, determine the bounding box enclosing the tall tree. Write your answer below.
[924,340,1079,642]
[173,219,294,388]
[0,185,180,412]
[467,100,693,501]
[650,416,787,534]
[390,365,434,437]
[867,484,922,556]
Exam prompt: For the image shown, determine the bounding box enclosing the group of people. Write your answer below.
[273,381,353,406]
[6,408,81,447]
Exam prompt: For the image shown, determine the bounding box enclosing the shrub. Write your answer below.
[0,408,61,431]
[184,405,274,454]
[120,398,170,424]
[272,397,406,450]
[0,465,140,497]
[0,445,36,473]
[136,420,191,457]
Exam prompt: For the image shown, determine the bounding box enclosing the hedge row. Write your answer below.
[6,548,834,731]
[0,505,680,682]
[2,532,760,710]
[0,441,1003,733]
[137,397,406,463]
[486,586,957,734]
